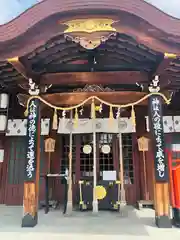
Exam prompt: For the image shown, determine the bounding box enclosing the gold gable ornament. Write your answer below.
[63,18,117,50]
[64,19,116,34]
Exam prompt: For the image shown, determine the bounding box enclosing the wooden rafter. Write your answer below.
[7,57,29,80]
[7,56,40,83]
[153,54,178,88]
[36,62,153,74]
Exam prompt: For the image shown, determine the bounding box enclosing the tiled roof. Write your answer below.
[1,1,180,26]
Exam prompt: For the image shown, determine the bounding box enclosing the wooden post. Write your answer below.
[44,138,56,173]
[66,110,73,214]
[149,93,171,228]
[22,98,41,227]
[44,137,55,201]
[137,136,150,201]
[92,100,98,213]
[118,127,126,206]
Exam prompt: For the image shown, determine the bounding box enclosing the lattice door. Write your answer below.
[118,133,136,204]
[98,133,114,178]
[79,133,116,180]
[61,135,76,174]
[79,134,93,179]
[60,134,77,204]
[122,133,134,185]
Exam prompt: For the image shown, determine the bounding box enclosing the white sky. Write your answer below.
[144,0,180,18]
[0,0,40,25]
[0,0,180,25]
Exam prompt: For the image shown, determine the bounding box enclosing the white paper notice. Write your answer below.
[0,149,4,163]
[103,170,117,181]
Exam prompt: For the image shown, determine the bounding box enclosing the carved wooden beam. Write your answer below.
[41,71,149,85]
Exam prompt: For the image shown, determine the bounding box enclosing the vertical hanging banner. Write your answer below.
[22,98,40,227]
[25,99,40,181]
[149,95,168,182]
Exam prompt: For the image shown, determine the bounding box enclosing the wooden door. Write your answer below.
[5,137,45,205]
[5,138,25,205]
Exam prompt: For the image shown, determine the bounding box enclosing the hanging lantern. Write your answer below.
[0,115,7,131]
[0,93,9,109]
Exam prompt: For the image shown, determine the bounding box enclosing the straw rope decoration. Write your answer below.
[24,92,171,129]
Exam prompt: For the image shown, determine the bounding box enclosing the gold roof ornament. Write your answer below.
[164,53,177,59]
[63,18,117,50]
[64,19,116,34]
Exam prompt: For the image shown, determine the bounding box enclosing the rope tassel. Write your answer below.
[131,105,136,129]
[24,109,28,117]
[91,99,95,119]
[74,108,78,128]
[109,106,114,126]
[52,109,58,130]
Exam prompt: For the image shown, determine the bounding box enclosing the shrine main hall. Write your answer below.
[0,0,180,229]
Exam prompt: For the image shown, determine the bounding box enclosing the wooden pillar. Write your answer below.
[149,93,171,228]
[66,110,73,213]
[22,98,41,227]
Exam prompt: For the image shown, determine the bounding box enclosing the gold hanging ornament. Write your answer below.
[131,105,136,128]
[74,108,79,128]
[52,109,58,130]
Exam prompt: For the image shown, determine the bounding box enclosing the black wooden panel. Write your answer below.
[78,180,120,211]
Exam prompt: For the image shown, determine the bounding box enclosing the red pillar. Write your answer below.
[172,165,180,227]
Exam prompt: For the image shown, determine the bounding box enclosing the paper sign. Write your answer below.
[103,170,117,181]
[0,149,4,163]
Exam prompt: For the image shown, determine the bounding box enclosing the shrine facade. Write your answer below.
[0,0,180,229]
